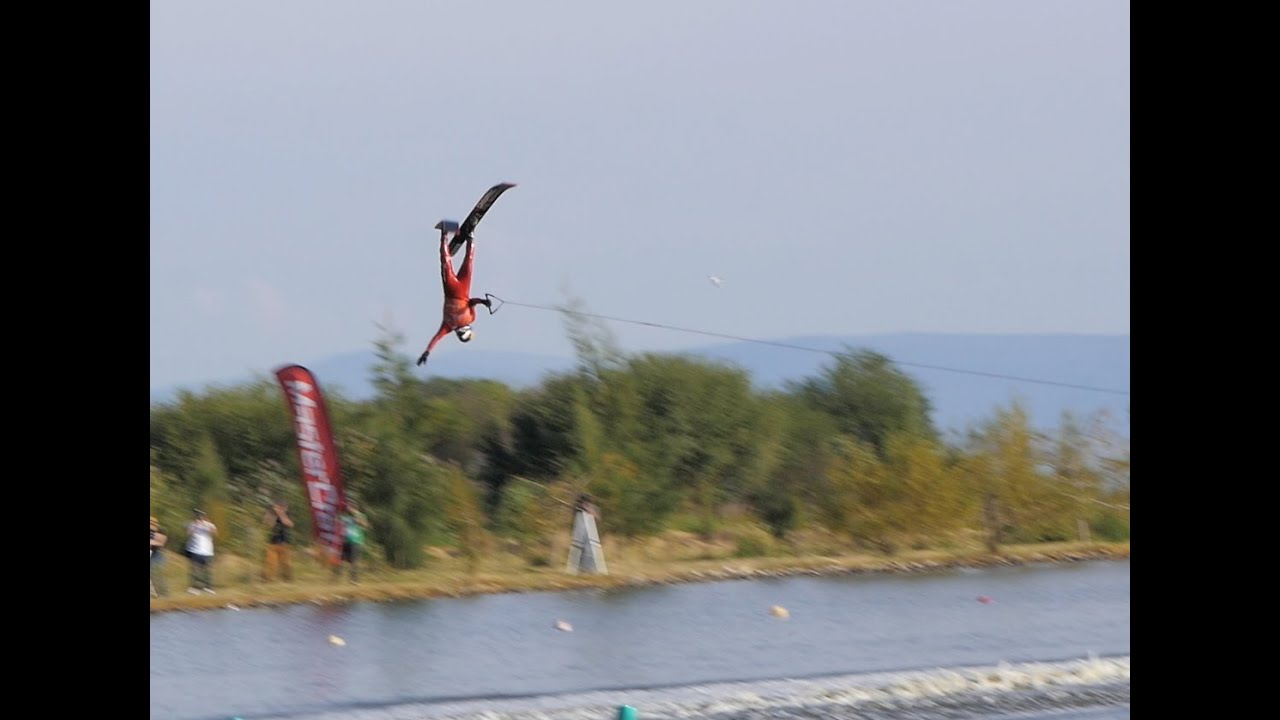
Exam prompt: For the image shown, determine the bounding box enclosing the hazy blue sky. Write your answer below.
[150,1,1130,390]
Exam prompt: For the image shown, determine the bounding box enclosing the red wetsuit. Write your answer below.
[417,233,488,365]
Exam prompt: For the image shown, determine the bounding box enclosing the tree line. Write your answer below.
[149,317,1130,570]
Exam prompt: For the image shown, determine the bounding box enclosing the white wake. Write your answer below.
[294,655,1130,720]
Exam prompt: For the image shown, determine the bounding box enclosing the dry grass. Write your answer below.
[149,532,1129,614]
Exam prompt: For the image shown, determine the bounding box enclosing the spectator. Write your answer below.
[185,509,217,594]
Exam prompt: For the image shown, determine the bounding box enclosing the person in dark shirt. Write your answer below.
[150,516,168,597]
[262,500,295,582]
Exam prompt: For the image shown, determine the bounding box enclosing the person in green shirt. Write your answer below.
[335,499,369,583]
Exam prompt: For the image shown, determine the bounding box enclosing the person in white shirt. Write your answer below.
[185,509,218,594]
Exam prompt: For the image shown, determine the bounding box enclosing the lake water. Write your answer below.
[150,558,1130,720]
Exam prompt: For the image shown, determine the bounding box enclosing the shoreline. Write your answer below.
[149,542,1129,615]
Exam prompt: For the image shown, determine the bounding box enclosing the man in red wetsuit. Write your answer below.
[417,182,516,367]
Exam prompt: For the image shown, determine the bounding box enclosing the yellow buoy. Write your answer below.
[328,635,346,646]
[769,605,789,618]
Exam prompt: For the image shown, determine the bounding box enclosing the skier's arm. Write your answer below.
[417,323,451,366]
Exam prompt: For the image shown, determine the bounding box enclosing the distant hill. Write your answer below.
[148,349,574,404]
[691,334,1129,436]
[150,334,1130,437]
[295,348,574,399]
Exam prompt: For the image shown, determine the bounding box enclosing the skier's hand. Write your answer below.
[417,351,429,367]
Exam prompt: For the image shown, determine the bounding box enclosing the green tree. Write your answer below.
[621,354,774,537]
[493,477,562,564]
[883,433,968,544]
[816,436,894,551]
[965,401,1063,545]
[1051,411,1103,542]
[558,292,625,380]
[441,466,492,572]
[791,349,936,457]
[340,425,445,569]
[589,451,669,537]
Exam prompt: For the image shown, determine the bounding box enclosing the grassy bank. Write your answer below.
[149,531,1130,614]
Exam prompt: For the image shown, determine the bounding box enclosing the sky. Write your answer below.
[150,0,1130,390]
